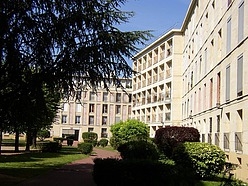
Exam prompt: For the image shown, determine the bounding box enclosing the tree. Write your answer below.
[37,129,51,141]
[110,119,149,149]
[0,0,152,152]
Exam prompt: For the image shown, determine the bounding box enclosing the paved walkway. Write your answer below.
[17,148,120,186]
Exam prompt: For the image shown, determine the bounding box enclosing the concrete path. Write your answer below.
[17,148,120,186]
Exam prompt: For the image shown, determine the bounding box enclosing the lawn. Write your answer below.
[0,146,87,185]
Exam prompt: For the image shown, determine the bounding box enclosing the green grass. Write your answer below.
[1,139,26,147]
[95,145,117,152]
[0,146,87,185]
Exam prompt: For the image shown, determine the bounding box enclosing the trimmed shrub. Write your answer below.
[93,158,196,186]
[117,140,159,161]
[110,119,149,149]
[36,141,61,152]
[82,132,98,147]
[37,130,50,141]
[98,139,108,147]
[53,137,64,143]
[155,126,200,157]
[172,142,226,179]
[78,142,93,155]
[66,135,74,146]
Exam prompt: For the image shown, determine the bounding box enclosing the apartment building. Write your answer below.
[132,30,184,137]
[52,79,132,142]
[132,0,248,181]
[181,0,248,181]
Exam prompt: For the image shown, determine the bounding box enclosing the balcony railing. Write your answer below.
[166,69,172,78]
[165,113,171,121]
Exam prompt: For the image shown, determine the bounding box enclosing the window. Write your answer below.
[75,116,81,124]
[235,132,242,152]
[89,116,94,125]
[210,78,213,108]
[116,105,121,114]
[215,133,220,146]
[224,133,230,149]
[115,117,120,123]
[238,1,244,42]
[217,72,221,104]
[90,92,95,101]
[103,92,108,101]
[116,93,121,102]
[202,134,205,142]
[89,104,95,113]
[226,17,231,53]
[217,115,220,132]
[76,91,81,100]
[102,104,108,114]
[208,133,212,144]
[102,116,107,125]
[63,103,69,111]
[204,48,207,74]
[62,115,67,124]
[226,65,230,101]
[237,55,243,96]
[101,128,108,138]
[76,103,81,112]
[209,117,212,133]
[88,128,94,132]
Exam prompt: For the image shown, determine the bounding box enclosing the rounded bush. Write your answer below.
[36,141,61,152]
[117,140,160,161]
[172,142,226,178]
[155,126,200,157]
[78,142,93,155]
[82,132,98,147]
[98,139,108,147]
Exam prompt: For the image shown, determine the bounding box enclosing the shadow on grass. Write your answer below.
[0,146,81,163]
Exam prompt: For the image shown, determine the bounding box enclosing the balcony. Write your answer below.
[165,113,171,121]
[160,52,165,61]
[166,69,172,78]
[159,73,164,81]
[153,56,158,64]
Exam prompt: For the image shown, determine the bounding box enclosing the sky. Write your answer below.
[118,0,191,49]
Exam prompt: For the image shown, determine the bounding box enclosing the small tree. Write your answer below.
[82,132,98,146]
[37,129,50,141]
[110,119,149,149]
[155,126,200,157]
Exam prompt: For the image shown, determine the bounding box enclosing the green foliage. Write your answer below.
[110,119,149,149]
[98,139,108,147]
[78,142,93,155]
[155,126,200,157]
[172,142,226,179]
[37,130,50,141]
[36,141,62,153]
[53,137,64,143]
[82,132,98,146]
[117,140,159,161]
[93,158,196,186]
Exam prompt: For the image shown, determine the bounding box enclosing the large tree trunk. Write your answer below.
[32,130,37,148]
[0,128,2,155]
[25,129,31,152]
[14,129,19,152]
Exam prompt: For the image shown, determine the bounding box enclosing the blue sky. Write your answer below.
[119,0,191,48]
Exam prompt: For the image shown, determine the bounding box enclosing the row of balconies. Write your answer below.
[134,47,172,72]
[133,92,171,107]
[134,69,172,89]
[136,112,171,123]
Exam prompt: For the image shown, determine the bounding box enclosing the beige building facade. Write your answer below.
[132,0,248,181]
[181,0,248,181]
[132,30,184,137]
[52,79,132,142]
